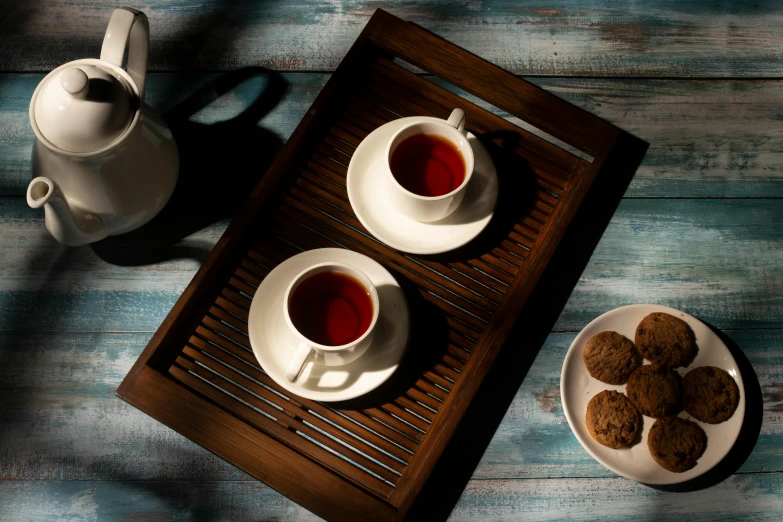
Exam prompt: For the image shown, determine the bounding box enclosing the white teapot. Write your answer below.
[26,8,178,246]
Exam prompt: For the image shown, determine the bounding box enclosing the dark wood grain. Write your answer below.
[115,10,645,521]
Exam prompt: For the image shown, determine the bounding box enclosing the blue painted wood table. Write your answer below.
[1,2,782,520]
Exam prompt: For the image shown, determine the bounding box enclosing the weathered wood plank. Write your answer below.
[451,475,783,521]
[0,480,318,521]
[1,329,780,482]
[0,332,248,481]
[3,74,782,197]
[1,1,783,77]
[0,196,225,333]
[1,473,782,521]
[552,198,783,331]
[2,3,780,520]
[0,197,780,332]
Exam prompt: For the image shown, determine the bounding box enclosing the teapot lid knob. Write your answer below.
[31,63,134,153]
[60,67,89,98]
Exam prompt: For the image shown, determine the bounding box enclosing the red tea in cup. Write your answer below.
[390,133,466,197]
[288,271,374,346]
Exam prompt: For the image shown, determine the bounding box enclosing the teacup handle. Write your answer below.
[447,108,466,135]
[100,8,149,100]
[285,342,313,382]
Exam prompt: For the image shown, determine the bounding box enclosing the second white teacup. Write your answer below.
[386,108,475,222]
[284,262,380,382]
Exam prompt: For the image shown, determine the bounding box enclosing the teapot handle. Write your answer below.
[100,8,149,100]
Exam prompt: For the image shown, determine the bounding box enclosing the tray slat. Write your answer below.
[118,9,641,521]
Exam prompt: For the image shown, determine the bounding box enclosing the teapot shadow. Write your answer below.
[91,67,288,266]
[85,78,135,108]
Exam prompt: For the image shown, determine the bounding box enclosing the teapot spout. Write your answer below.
[27,177,108,246]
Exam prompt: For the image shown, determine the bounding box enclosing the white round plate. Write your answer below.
[561,304,745,485]
[346,116,498,255]
[248,248,410,402]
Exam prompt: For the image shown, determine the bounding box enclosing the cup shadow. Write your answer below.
[91,67,288,266]
[296,282,413,394]
[645,323,762,493]
[424,130,539,263]
[432,135,499,227]
[331,275,448,411]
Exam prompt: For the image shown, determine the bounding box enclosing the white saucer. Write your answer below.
[247,248,410,402]
[346,116,498,255]
[561,304,746,485]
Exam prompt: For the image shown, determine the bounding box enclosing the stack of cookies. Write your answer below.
[583,312,740,473]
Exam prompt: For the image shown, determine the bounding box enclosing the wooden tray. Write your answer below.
[118,10,638,521]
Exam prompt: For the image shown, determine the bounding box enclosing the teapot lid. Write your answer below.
[32,62,135,153]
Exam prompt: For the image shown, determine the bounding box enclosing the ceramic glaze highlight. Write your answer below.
[26,9,178,246]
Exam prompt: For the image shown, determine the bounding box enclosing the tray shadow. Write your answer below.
[405,131,648,521]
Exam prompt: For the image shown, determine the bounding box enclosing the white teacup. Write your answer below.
[284,262,380,382]
[386,108,475,222]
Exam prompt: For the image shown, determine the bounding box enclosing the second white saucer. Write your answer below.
[347,116,498,255]
[247,248,410,402]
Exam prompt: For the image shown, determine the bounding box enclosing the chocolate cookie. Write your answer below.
[585,390,641,449]
[626,364,683,418]
[683,366,740,423]
[583,331,642,385]
[648,417,707,472]
[635,313,696,368]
